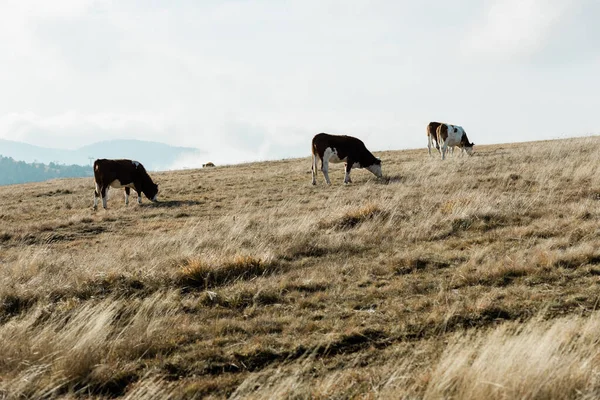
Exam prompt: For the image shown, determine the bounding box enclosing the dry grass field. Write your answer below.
[1,136,600,399]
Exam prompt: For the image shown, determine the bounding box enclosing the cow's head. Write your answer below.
[144,182,159,202]
[463,142,475,156]
[366,158,383,178]
[461,133,474,156]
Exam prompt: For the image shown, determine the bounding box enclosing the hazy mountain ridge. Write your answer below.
[0,138,204,171]
[0,155,93,186]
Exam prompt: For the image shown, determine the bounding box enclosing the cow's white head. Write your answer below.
[367,158,383,178]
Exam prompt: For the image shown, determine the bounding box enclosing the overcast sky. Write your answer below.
[0,0,598,167]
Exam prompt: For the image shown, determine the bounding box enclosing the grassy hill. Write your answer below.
[0,136,599,399]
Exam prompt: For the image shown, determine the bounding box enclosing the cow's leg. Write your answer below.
[93,182,100,210]
[101,186,108,209]
[441,143,447,160]
[124,187,130,205]
[322,159,331,185]
[134,184,143,204]
[344,161,352,184]
[428,135,434,157]
[427,137,432,157]
[311,153,318,185]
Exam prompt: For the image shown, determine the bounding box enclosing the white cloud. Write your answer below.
[463,0,569,61]
[0,1,598,166]
[0,111,177,148]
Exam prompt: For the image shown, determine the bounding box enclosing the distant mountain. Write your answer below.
[0,139,79,165]
[0,139,204,171]
[0,156,93,186]
[78,139,203,171]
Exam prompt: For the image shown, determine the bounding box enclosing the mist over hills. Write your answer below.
[0,139,205,171]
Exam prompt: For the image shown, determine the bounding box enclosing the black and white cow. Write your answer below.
[436,124,474,160]
[93,159,159,209]
[311,133,382,185]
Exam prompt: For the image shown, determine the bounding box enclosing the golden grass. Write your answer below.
[0,136,599,398]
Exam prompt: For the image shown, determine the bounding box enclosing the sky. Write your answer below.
[0,0,599,167]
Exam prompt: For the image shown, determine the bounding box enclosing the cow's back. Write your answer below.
[94,159,138,185]
[312,133,367,159]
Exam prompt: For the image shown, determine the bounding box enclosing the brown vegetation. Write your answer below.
[0,136,599,398]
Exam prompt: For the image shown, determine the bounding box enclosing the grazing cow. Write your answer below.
[427,122,443,156]
[311,133,382,185]
[202,162,215,168]
[93,159,159,209]
[436,124,474,160]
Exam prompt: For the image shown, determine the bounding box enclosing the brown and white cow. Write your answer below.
[311,133,382,185]
[427,121,443,156]
[436,124,474,160]
[93,159,159,209]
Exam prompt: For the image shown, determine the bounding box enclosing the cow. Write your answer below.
[311,133,382,185]
[427,121,443,156]
[202,162,215,168]
[436,124,474,160]
[93,159,159,210]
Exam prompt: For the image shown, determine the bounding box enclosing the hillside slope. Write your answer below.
[0,136,599,399]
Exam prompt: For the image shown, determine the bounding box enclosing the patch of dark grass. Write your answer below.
[148,200,203,208]
[281,238,368,264]
[179,375,242,400]
[43,232,74,244]
[178,256,279,290]
[434,212,530,240]
[394,257,451,275]
[80,225,106,235]
[200,287,284,309]
[45,275,152,303]
[320,204,389,230]
[0,294,36,322]
[284,281,330,293]
[35,189,73,197]
[83,367,139,398]
[21,233,39,245]
[376,174,405,185]
[553,253,600,269]
[282,240,336,261]
[317,328,388,356]
[233,348,280,371]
